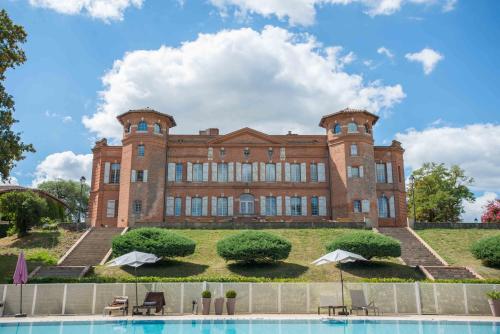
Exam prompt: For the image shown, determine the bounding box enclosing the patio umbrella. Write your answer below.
[312,249,366,313]
[13,251,28,317]
[106,251,160,311]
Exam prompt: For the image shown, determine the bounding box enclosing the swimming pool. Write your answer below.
[0,320,498,334]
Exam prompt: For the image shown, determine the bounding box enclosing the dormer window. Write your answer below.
[153,123,161,134]
[137,121,148,132]
[333,124,342,134]
[347,122,358,133]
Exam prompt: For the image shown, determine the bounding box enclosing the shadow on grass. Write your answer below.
[122,259,209,277]
[227,261,309,279]
[0,253,44,283]
[10,231,61,249]
[340,260,425,280]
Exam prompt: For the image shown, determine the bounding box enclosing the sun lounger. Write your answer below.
[133,292,166,315]
[103,296,129,316]
[349,290,380,316]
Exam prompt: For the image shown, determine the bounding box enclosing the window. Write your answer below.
[175,163,183,182]
[310,164,318,182]
[333,124,342,134]
[125,124,131,133]
[350,166,360,178]
[110,163,120,184]
[133,200,142,215]
[153,123,161,134]
[376,163,387,183]
[174,197,182,216]
[353,200,362,213]
[365,123,371,134]
[290,163,301,182]
[106,200,116,218]
[265,163,276,182]
[138,144,145,157]
[265,196,277,216]
[193,163,203,182]
[191,197,202,216]
[136,170,144,182]
[218,163,228,182]
[137,121,148,132]
[217,197,228,216]
[350,144,358,156]
[378,196,389,218]
[311,196,319,216]
[239,194,254,215]
[347,122,358,133]
[242,163,252,182]
[291,196,302,216]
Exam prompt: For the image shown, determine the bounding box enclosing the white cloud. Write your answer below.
[209,0,456,26]
[396,123,500,192]
[462,192,498,222]
[44,110,74,123]
[32,151,93,186]
[83,26,405,140]
[377,46,394,59]
[28,0,143,22]
[0,176,19,186]
[405,47,444,75]
[442,0,457,12]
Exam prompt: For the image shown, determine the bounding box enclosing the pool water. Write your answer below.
[0,320,498,334]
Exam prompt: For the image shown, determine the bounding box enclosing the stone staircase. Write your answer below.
[31,227,125,279]
[377,227,480,280]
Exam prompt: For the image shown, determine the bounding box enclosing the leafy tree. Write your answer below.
[0,190,47,237]
[37,179,90,221]
[481,199,500,223]
[407,163,475,223]
[0,9,35,182]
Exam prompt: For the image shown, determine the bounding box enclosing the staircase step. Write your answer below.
[33,266,88,278]
[423,266,478,280]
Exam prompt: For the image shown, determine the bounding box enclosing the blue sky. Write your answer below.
[2,0,499,220]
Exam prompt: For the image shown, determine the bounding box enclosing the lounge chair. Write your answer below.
[317,295,338,316]
[349,290,380,316]
[103,296,129,316]
[133,292,166,315]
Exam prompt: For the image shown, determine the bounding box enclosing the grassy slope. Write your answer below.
[96,229,423,282]
[0,228,83,283]
[416,229,500,279]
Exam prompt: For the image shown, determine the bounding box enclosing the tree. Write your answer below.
[0,9,35,182]
[0,191,47,237]
[37,179,90,221]
[481,199,500,223]
[407,163,475,222]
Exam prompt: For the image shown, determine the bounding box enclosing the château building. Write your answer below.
[88,108,407,228]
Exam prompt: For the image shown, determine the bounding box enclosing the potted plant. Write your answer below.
[201,290,212,315]
[487,291,500,317]
[226,290,237,315]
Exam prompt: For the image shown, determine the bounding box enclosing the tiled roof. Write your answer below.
[319,107,379,127]
[117,108,177,127]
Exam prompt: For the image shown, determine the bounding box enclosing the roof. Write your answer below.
[319,107,379,127]
[0,185,69,208]
[117,108,177,127]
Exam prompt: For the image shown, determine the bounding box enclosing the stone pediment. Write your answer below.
[208,127,284,145]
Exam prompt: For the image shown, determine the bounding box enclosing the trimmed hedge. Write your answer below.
[326,231,401,259]
[471,234,500,267]
[112,228,196,258]
[217,231,292,263]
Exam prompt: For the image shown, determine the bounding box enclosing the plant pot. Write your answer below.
[488,299,500,317]
[226,298,236,315]
[202,298,211,315]
[214,297,224,315]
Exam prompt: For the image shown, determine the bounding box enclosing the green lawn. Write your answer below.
[0,227,83,283]
[416,229,500,279]
[95,229,423,282]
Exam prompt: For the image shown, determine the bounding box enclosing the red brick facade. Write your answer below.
[88,108,407,228]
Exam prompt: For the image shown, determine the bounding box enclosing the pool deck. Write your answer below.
[0,314,497,323]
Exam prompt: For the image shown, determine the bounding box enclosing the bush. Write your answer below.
[41,217,58,231]
[487,291,500,300]
[471,234,500,267]
[201,290,211,298]
[326,231,401,259]
[226,290,237,298]
[112,228,196,258]
[26,250,58,265]
[217,231,292,263]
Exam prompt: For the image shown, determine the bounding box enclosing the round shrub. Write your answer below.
[326,231,401,259]
[471,234,500,267]
[112,228,196,258]
[217,231,292,263]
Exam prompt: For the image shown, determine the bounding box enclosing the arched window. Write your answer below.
[125,123,131,133]
[240,194,254,215]
[333,124,342,134]
[364,123,371,134]
[137,121,148,132]
[347,122,358,133]
[153,123,161,134]
[378,196,389,218]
